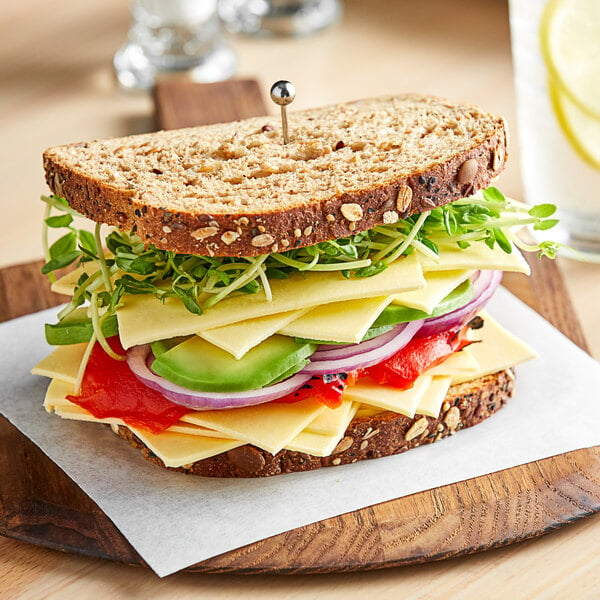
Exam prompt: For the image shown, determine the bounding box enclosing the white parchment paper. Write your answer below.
[1,287,599,577]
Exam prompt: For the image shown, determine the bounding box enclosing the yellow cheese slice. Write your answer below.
[414,376,453,418]
[50,262,101,295]
[304,399,357,435]
[278,296,393,343]
[391,270,474,313]
[32,344,88,386]
[181,398,326,455]
[126,427,244,468]
[285,401,359,457]
[451,312,538,384]
[44,378,77,412]
[353,405,383,419]
[198,309,309,359]
[425,347,480,376]
[343,375,433,418]
[419,242,530,275]
[116,254,425,348]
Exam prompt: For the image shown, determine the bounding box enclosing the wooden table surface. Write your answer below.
[1,0,599,597]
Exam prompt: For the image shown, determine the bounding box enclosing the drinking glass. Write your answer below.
[509,0,600,260]
[218,0,342,37]
[114,0,237,90]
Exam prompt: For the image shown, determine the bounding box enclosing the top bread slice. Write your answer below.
[43,94,507,257]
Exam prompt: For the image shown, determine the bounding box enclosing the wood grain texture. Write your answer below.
[153,79,267,130]
[0,80,598,575]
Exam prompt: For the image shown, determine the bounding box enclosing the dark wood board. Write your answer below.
[0,80,598,575]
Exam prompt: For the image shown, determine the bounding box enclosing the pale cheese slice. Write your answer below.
[391,270,474,313]
[419,241,530,275]
[425,347,480,376]
[304,398,357,435]
[278,296,393,343]
[126,427,244,468]
[32,344,88,386]
[451,312,538,384]
[116,254,425,349]
[44,378,77,412]
[198,308,309,359]
[51,262,101,295]
[413,376,453,418]
[285,401,359,457]
[343,375,432,418]
[181,398,326,455]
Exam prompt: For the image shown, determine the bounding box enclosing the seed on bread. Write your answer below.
[333,436,354,454]
[444,406,461,430]
[221,231,239,245]
[457,158,479,184]
[251,233,275,247]
[405,417,429,441]
[383,210,399,224]
[340,203,363,222]
[191,226,218,240]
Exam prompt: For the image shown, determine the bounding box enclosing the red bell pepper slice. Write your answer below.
[366,327,472,390]
[66,337,188,434]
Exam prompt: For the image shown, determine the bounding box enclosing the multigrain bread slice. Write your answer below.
[113,369,514,478]
[43,95,507,257]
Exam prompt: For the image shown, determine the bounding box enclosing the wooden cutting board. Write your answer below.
[0,79,598,575]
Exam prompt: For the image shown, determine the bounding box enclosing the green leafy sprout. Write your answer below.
[41,187,560,361]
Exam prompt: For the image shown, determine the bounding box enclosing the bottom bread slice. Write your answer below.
[114,369,514,478]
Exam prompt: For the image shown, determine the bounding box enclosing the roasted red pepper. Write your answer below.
[67,337,188,434]
[275,372,359,408]
[366,326,472,390]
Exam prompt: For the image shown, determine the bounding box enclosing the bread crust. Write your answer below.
[114,370,514,478]
[43,95,507,257]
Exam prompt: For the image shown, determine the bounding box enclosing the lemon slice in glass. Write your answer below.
[540,0,600,120]
[549,78,600,170]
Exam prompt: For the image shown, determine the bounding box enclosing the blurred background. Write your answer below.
[1,0,517,268]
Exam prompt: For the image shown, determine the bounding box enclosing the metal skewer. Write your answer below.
[270,80,296,145]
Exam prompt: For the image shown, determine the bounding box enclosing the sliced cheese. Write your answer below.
[127,427,244,468]
[285,401,359,456]
[198,309,308,359]
[32,344,88,386]
[414,376,453,418]
[278,296,393,343]
[451,312,538,384]
[304,399,357,435]
[51,262,101,295]
[181,398,326,455]
[426,347,480,376]
[343,375,432,418]
[44,378,77,412]
[391,270,474,313]
[419,242,530,275]
[116,254,425,348]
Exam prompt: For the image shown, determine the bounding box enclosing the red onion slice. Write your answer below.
[417,269,502,338]
[127,345,312,410]
[311,325,406,361]
[301,319,424,375]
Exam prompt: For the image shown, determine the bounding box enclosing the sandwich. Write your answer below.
[32,94,558,477]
